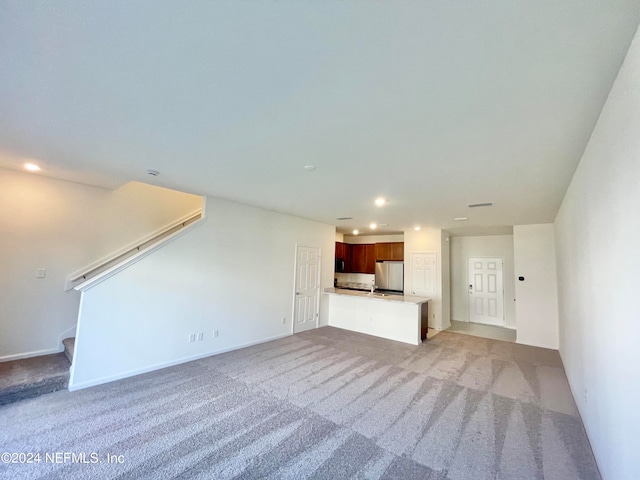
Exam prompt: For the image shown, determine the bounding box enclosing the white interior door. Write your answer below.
[410,252,436,296]
[468,257,504,326]
[294,246,320,333]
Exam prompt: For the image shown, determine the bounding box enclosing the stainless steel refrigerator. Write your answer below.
[375,261,404,293]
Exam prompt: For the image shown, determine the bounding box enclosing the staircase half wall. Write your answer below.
[69,196,335,390]
[0,169,202,362]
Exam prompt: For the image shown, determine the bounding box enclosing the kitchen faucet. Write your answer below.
[370,284,377,294]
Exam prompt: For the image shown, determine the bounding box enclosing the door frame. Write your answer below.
[291,244,322,334]
[467,256,505,326]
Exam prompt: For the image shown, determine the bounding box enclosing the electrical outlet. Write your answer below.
[36,268,46,279]
[189,333,196,343]
[197,332,204,341]
[584,389,588,403]
[213,330,219,338]
[281,317,286,324]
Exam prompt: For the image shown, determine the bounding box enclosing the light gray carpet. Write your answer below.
[0,327,599,479]
[0,353,70,406]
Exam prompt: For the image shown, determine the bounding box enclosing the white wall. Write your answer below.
[555,27,640,480]
[403,228,449,329]
[327,294,422,345]
[513,224,559,349]
[441,232,451,330]
[450,235,516,328]
[0,168,202,360]
[343,234,404,244]
[70,196,335,390]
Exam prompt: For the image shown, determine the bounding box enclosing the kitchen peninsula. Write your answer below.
[324,288,431,345]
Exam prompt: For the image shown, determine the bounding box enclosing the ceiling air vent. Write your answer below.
[468,202,493,208]
[336,217,353,221]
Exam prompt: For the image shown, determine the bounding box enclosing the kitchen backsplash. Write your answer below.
[334,273,375,285]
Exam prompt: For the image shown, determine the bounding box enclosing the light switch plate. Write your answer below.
[36,268,46,278]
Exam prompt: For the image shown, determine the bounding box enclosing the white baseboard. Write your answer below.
[69,332,292,391]
[0,347,62,363]
[515,338,559,351]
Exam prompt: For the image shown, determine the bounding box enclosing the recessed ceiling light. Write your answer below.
[352,229,359,235]
[146,169,160,176]
[24,163,40,172]
[369,223,377,230]
[414,226,421,231]
[304,165,316,171]
[454,217,468,221]
[374,197,386,207]
[468,202,493,208]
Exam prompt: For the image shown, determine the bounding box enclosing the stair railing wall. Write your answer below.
[65,209,203,291]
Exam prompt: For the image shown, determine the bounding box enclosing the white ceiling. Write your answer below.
[2,2,639,235]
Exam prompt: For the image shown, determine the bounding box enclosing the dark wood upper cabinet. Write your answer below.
[375,242,404,261]
[335,242,353,272]
[375,243,390,261]
[349,244,375,274]
[344,243,352,272]
[336,241,401,273]
[350,244,365,273]
[364,244,376,273]
[390,242,404,261]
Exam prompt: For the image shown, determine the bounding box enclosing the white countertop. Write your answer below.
[324,287,431,305]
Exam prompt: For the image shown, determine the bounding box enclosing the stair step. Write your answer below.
[62,337,75,364]
[0,353,70,406]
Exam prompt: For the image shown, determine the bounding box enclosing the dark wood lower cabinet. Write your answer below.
[421,302,429,341]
